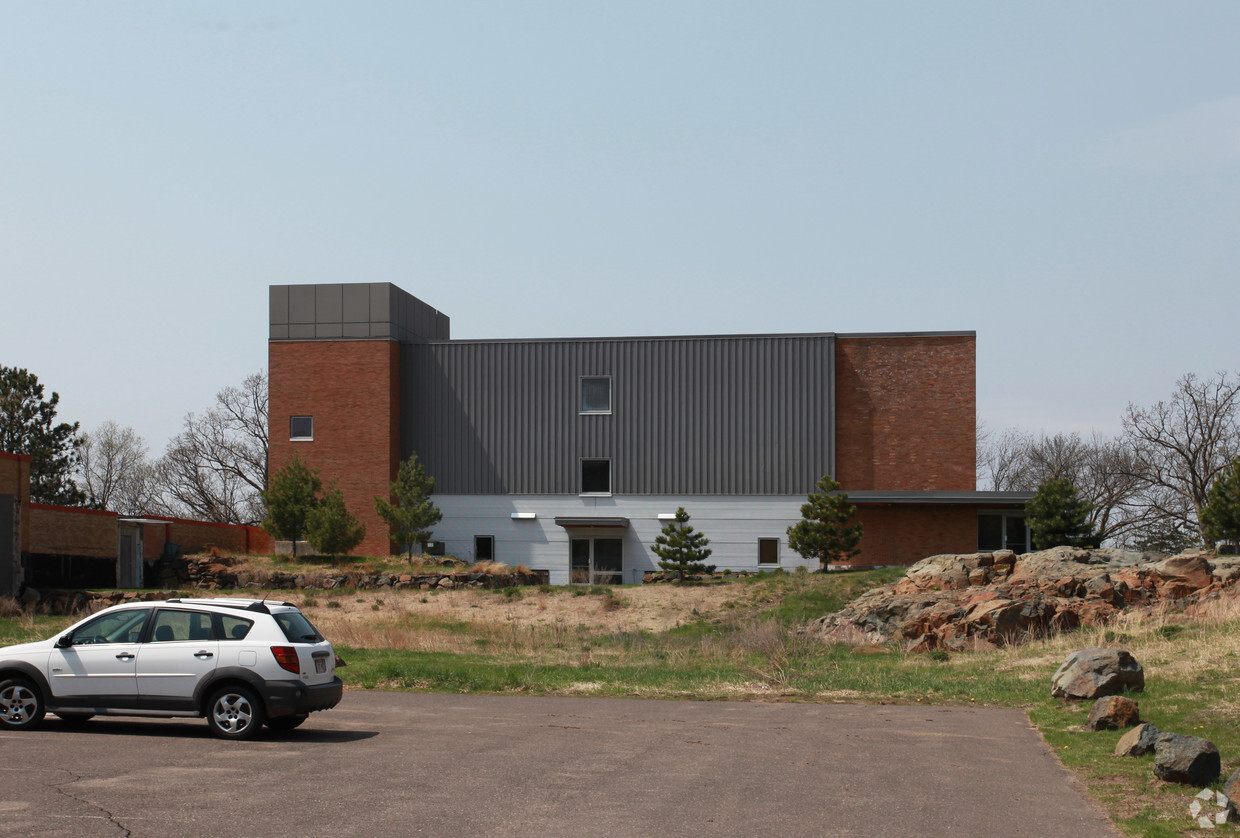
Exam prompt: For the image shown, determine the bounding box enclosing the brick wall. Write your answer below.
[269,339,400,556]
[0,452,32,551]
[29,504,118,558]
[852,505,977,567]
[834,335,975,491]
[142,517,273,557]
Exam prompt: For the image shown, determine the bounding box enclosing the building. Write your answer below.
[268,282,1030,584]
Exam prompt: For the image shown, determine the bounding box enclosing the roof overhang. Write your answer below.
[846,490,1032,508]
[554,516,631,529]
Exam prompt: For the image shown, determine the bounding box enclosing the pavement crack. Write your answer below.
[50,769,132,836]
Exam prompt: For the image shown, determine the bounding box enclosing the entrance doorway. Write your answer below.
[570,537,623,585]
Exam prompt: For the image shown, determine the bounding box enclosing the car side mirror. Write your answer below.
[55,634,74,648]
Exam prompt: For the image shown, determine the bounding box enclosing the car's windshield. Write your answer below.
[273,611,324,643]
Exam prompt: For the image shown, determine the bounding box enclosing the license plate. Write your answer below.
[315,659,327,674]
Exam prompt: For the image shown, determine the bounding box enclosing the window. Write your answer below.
[475,535,494,562]
[274,611,324,643]
[581,459,611,494]
[758,538,780,565]
[219,615,254,640]
[978,513,1030,553]
[68,609,150,645]
[150,609,213,642]
[580,376,612,414]
[290,416,314,441]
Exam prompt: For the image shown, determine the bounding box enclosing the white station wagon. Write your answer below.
[0,598,342,740]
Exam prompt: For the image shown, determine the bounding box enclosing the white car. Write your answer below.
[0,598,342,740]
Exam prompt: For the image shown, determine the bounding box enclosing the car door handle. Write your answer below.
[194,651,214,658]
[115,653,135,661]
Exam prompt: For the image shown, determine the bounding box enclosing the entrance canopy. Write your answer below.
[554,516,630,529]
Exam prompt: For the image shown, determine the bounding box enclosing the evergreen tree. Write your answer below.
[652,507,715,581]
[0,366,85,505]
[1201,457,1240,552]
[261,458,322,556]
[375,452,442,561]
[1025,478,1097,550]
[306,482,366,559]
[786,475,863,571]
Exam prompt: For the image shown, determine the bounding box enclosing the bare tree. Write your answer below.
[78,421,160,515]
[1122,371,1240,542]
[977,424,1143,545]
[154,372,268,525]
[976,424,1033,491]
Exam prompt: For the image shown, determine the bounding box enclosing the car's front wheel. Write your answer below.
[206,686,265,740]
[0,677,45,730]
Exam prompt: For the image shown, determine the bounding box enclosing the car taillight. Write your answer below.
[271,646,300,674]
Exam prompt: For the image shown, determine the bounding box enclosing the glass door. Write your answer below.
[569,537,624,584]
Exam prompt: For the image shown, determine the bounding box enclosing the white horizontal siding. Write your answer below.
[432,494,816,585]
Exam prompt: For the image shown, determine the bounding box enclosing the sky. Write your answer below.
[3,2,1238,458]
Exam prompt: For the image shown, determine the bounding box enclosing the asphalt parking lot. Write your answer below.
[1,691,1118,837]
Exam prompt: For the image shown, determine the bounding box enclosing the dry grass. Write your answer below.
[300,584,741,647]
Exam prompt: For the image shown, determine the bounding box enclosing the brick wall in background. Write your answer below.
[269,339,400,556]
[850,505,977,567]
[29,504,118,558]
[834,335,976,492]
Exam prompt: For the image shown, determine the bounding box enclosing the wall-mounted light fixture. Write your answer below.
[511,512,536,520]
[656,513,677,521]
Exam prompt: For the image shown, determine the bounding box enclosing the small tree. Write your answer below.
[306,483,366,559]
[262,458,322,556]
[375,452,442,561]
[1201,457,1240,552]
[1025,478,1097,550]
[0,366,86,505]
[651,507,715,581]
[786,475,862,571]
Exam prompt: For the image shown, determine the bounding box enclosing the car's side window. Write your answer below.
[150,610,214,643]
[217,615,254,641]
[71,610,149,645]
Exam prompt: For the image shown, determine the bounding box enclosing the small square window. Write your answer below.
[581,459,611,494]
[290,416,313,441]
[758,538,779,565]
[581,377,612,413]
[475,535,494,562]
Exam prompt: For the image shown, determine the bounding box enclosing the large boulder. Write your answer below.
[1153,733,1220,785]
[1087,696,1140,731]
[1114,723,1161,757]
[1051,648,1144,700]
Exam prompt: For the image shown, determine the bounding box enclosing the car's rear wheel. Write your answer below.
[0,678,45,730]
[206,686,265,740]
[265,714,307,732]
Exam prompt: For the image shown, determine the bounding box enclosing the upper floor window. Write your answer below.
[581,459,611,495]
[580,376,612,414]
[290,416,313,441]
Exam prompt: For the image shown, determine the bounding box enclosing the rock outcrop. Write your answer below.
[808,547,1240,651]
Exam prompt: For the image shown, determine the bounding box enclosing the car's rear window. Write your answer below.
[273,611,324,643]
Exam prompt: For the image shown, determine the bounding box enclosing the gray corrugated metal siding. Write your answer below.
[403,335,835,495]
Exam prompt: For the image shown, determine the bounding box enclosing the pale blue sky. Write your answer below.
[3,2,1238,457]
